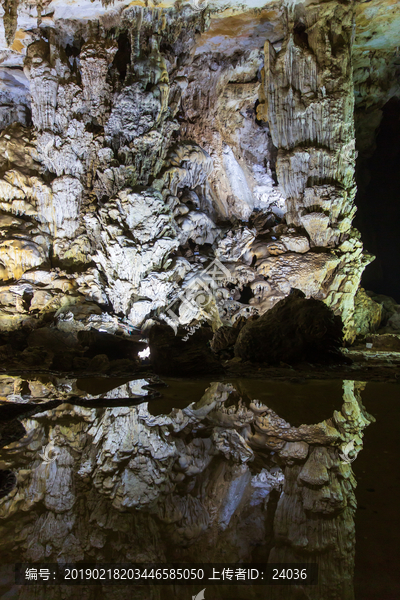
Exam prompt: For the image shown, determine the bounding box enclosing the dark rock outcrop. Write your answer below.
[78,328,146,360]
[234,290,344,365]
[210,324,241,354]
[0,326,146,373]
[210,315,259,359]
[148,323,223,376]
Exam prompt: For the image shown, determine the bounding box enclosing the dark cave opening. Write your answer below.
[239,285,254,304]
[112,31,131,83]
[355,97,400,302]
[293,22,309,49]
[64,43,81,58]
[85,122,104,135]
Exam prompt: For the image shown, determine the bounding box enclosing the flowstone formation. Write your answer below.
[0,377,373,600]
[0,0,397,354]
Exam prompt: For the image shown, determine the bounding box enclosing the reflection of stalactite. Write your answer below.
[269,380,374,600]
[0,376,375,600]
[1,0,19,47]
[270,464,357,600]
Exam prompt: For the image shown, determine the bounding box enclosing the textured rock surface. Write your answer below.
[351,287,382,338]
[0,0,396,347]
[257,1,374,341]
[353,0,400,163]
[0,375,373,599]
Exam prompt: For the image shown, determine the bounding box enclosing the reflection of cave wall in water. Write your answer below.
[355,97,400,301]
[0,377,374,600]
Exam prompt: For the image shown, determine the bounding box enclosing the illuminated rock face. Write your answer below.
[257,1,369,341]
[0,0,396,340]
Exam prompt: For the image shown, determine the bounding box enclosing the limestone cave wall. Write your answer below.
[0,0,398,346]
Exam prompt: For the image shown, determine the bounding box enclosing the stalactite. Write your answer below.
[1,0,18,47]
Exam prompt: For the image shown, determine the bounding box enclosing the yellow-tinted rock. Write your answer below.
[0,238,47,281]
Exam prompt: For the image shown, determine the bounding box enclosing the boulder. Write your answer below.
[210,325,239,353]
[363,333,400,352]
[350,288,382,338]
[148,323,223,376]
[367,292,400,332]
[234,290,344,365]
[88,354,110,373]
[210,315,259,357]
[20,346,53,368]
[28,326,79,352]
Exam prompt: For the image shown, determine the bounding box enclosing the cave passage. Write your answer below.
[355,97,400,301]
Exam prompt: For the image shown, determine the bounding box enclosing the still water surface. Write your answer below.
[0,374,397,600]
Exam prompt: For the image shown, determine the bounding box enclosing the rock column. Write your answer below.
[259,0,372,340]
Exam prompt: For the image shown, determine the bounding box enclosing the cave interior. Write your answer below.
[0,1,398,599]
